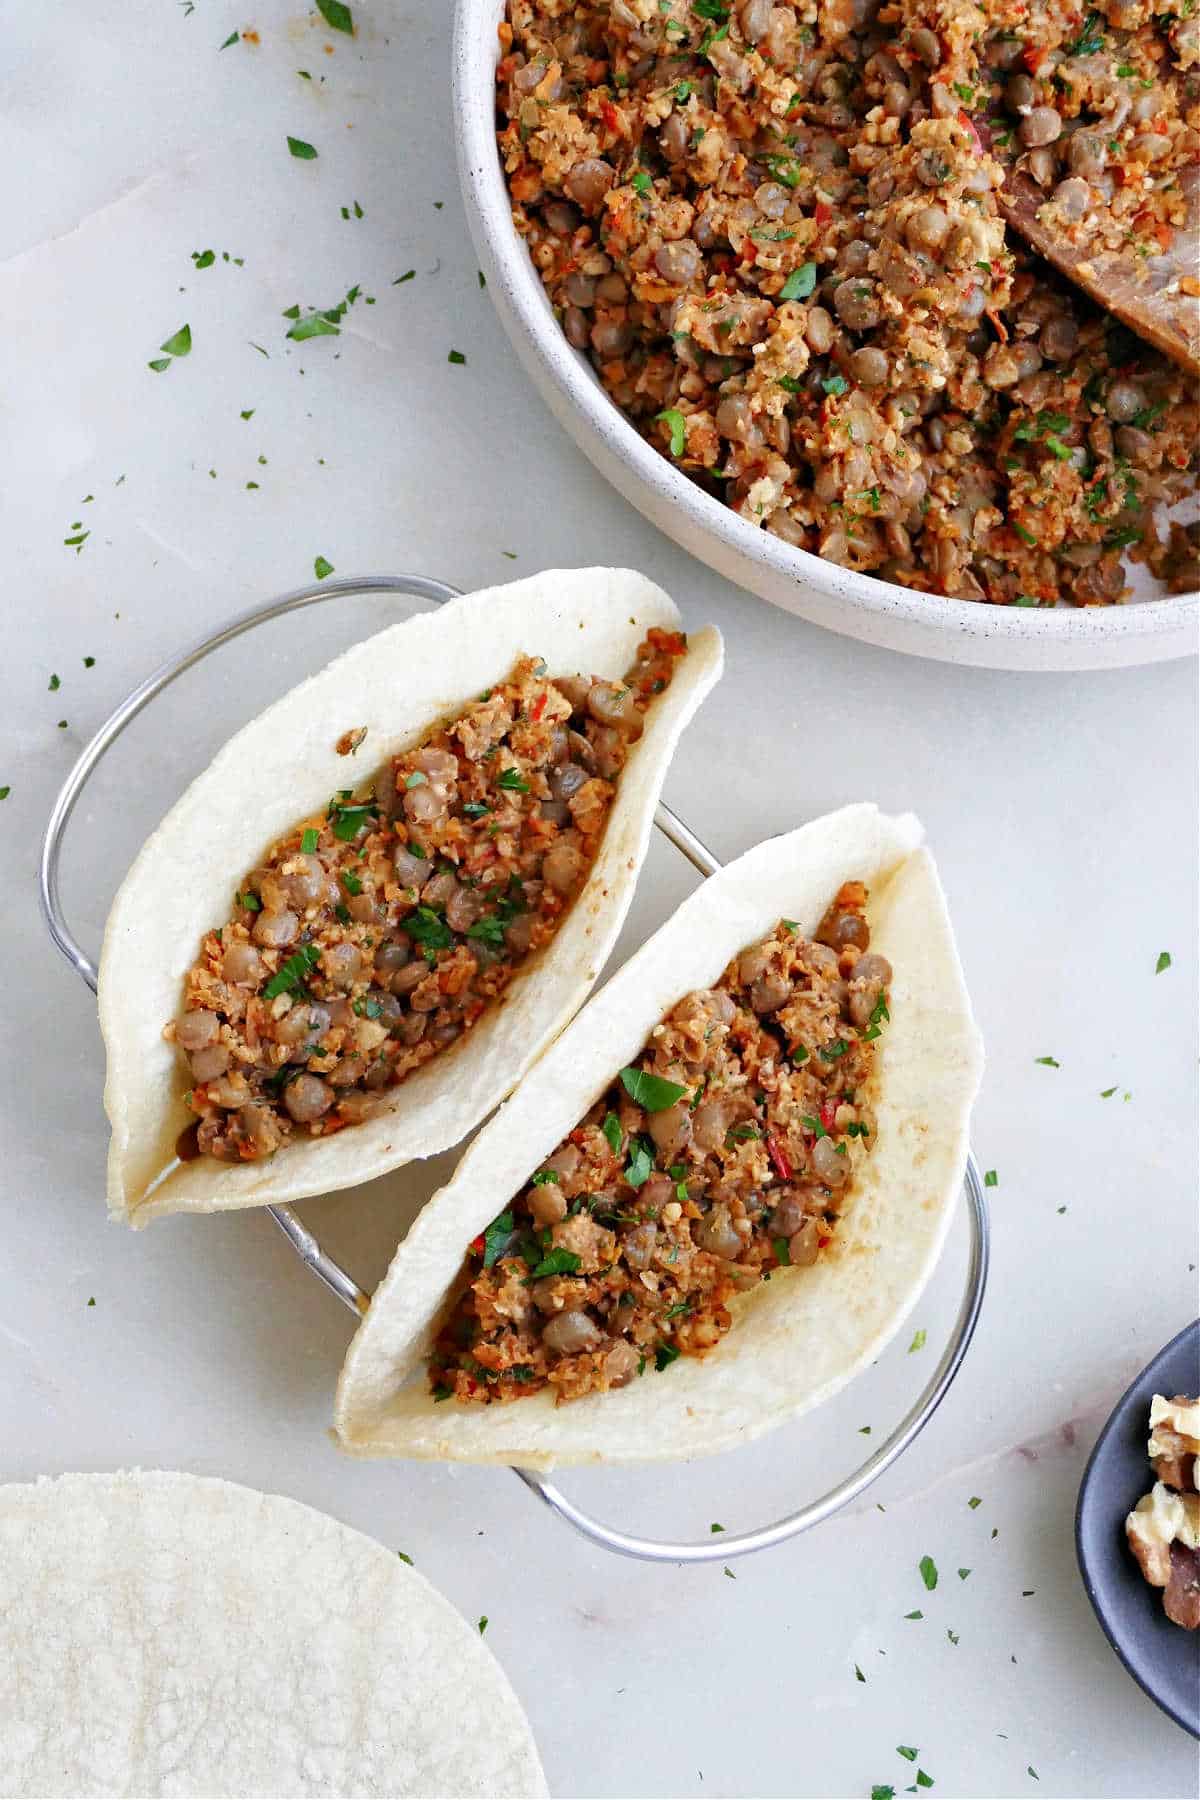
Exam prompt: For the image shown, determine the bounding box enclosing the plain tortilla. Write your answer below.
[334,804,983,1468]
[100,568,722,1225]
[0,1470,546,1800]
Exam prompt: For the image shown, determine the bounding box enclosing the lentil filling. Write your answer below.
[429,885,890,1406]
[170,631,686,1165]
[497,0,1199,604]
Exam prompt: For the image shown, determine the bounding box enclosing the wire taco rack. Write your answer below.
[40,572,990,1564]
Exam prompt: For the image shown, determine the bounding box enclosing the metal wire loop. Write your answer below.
[39,571,989,1562]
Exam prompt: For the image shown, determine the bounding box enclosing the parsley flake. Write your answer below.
[919,1555,938,1591]
[620,1067,687,1111]
[316,0,354,32]
[288,136,318,160]
[779,261,817,302]
[657,407,687,457]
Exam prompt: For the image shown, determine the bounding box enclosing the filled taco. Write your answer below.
[335,805,982,1467]
[100,569,722,1225]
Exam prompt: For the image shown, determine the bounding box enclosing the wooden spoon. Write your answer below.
[998,163,1200,377]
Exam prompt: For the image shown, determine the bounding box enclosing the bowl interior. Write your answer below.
[453,0,1198,670]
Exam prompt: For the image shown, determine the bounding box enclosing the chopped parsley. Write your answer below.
[529,1247,582,1279]
[1155,950,1171,973]
[919,1555,938,1591]
[625,1137,654,1188]
[602,1112,623,1154]
[908,1329,927,1353]
[287,136,318,160]
[448,349,467,365]
[262,942,320,1000]
[407,906,454,955]
[779,262,817,302]
[482,1209,516,1269]
[327,797,378,841]
[984,1169,998,1187]
[300,827,319,853]
[654,1342,681,1371]
[631,169,652,195]
[496,767,529,792]
[657,407,687,457]
[620,1067,688,1111]
[1034,1055,1059,1068]
[316,0,354,32]
[822,374,849,397]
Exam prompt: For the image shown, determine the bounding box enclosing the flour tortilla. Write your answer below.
[0,1470,546,1800]
[100,568,722,1225]
[335,805,983,1467]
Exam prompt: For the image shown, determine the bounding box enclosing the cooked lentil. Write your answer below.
[430,887,889,1405]
[497,0,1199,604]
[170,631,686,1164]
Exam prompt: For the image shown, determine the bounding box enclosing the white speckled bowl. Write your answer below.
[453,0,1198,669]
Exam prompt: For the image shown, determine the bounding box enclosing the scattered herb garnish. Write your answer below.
[625,1138,654,1188]
[984,1169,998,1187]
[620,1067,687,1111]
[908,1329,926,1353]
[448,349,467,365]
[602,1112,623,1155]
[287,136,318,160]
[657,407,687,457]
[529,1247,582,1279]
[1034,1056,1059,1068]
[316,0,354,32]
[779,261,817,302]
[496,767,529,793]
[919,1555,938,1591]
[262,942,321,1000]
[406,906,454,955]
[1155,951,1171,974]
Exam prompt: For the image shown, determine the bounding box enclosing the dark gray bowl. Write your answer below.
[1076,1320,1200,1736]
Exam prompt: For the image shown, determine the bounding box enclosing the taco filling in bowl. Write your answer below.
[431,893,888,1405]
[173,631,686,1167]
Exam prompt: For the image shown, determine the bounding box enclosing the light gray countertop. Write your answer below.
[3,4,1196,1795]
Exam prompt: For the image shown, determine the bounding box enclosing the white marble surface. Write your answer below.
[3,6,1197,1797]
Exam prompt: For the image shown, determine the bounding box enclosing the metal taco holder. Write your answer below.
[40,573,991,1564]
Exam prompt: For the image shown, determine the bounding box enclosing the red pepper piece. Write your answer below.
[766,1132,793,1181]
